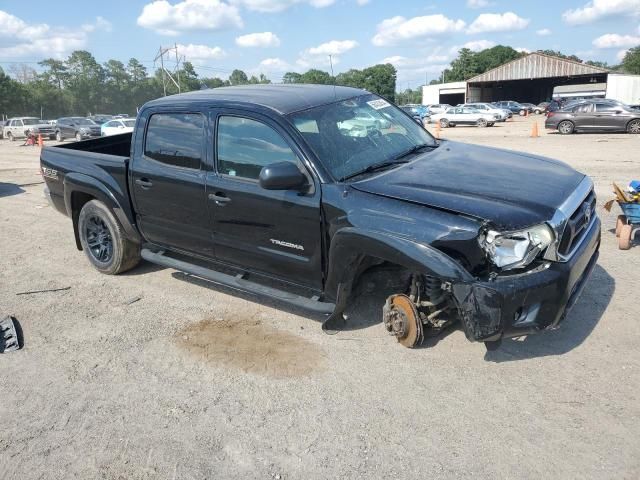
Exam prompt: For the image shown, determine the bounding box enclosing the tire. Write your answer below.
[7,132,13,142]
[476,118,488,128]
[558,120,574,135]
[519,110,526,116]
[78,200,140,275]
[439,118,449,128]
[627,119,640,134]
[75,132,82,142]
[618,224,633,250]
[56,131,63,142]
[616,215,626,237]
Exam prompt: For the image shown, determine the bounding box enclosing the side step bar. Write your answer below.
[141,248,335,314]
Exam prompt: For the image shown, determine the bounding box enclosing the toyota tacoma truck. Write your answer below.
[40,85,600,350]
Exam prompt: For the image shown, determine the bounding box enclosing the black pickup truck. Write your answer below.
[40,85,600,349]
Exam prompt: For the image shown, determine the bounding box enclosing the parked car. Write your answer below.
[401,104,430,120]
[399,106,425,125]
[101,118,136,136]
[545,100,640,134]
[41,84,600,350]
[493,101,529,116]
[426,104,451,114]
[88,114,114,125]
[536,102,550,114]
[461,103,508,121]
[520,103,541,114]
[2,117,56,141]
[430,107,496,127]
[55,117,101,142]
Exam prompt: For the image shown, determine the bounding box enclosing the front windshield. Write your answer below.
[73,118,96,126]
[22,118,40,125]
[288,94,436,181]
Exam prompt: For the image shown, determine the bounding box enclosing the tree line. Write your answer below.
[0,50,397,119]
[2,45,639,119]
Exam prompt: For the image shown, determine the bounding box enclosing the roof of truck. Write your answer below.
[144,84,370,115]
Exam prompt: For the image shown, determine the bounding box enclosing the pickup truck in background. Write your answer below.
[40,85,600,350]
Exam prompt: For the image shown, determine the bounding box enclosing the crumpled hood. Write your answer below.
[351,140,585,230]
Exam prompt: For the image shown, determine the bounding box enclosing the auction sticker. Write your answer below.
[367,99,390,110]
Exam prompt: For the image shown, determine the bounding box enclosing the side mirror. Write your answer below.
[259,162,307,190]
[414,117,423,125]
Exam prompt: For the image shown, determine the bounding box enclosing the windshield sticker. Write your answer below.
[367,99,391,110]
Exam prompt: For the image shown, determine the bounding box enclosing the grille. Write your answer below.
[558,189,596,257]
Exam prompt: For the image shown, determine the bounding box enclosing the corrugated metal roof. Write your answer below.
[554,83,607,94]
[468,52,609,83]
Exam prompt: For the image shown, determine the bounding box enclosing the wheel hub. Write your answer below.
[383,294,423,348]
[85,216,113,263]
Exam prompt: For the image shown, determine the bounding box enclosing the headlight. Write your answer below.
[480,224,554,270]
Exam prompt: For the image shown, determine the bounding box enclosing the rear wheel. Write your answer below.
[618,224,633,250]
[616,215,626,237]
[535,109,542,114]
[75,132,82,142]
[558,120,574,135]
[476,118,488,128]
[439,118,449,128]
[519,109,526,116]
[627,119,640,134]
[78,200,140,274]
[7,132,13,142]
[56,131,63,142]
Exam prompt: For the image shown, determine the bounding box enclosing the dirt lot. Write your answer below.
[1,117,639,479]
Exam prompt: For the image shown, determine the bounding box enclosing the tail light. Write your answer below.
[547,112,554,118]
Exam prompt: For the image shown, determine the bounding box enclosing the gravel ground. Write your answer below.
[1,117,639,479]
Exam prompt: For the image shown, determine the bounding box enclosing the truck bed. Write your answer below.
[53,132,132,158]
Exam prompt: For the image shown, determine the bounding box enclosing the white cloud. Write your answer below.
[177,43,226,60]
[0,11,109,58]
[382,54,449,68]
[372,14,466,46]
[257,57,293,72]
[137,0,242,35]
[381,53,450,85]
[467,12,529,34]
[235,32,280,48]
[231,0,335,13]
[308,40,358,56]
[563,0,640,25]
[462,39,496,51]
[515,47,531,53]
[467,0,491,8]
[593,33,640,49]
[536,28,552,36]
[356,0,370,5]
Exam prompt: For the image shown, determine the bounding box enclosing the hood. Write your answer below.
[351,140,585,230]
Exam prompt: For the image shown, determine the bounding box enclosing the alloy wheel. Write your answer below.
[85,216,113,264]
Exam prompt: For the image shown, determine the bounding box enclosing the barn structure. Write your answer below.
[422,52,640,106]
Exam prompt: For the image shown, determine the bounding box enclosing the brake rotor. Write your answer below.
[383,294,423,348]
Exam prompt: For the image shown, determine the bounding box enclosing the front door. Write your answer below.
[592,102,632,130]
[130,111,213,257]
[206,110,323,290]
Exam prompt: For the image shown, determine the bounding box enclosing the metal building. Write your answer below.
[422,52,640,106]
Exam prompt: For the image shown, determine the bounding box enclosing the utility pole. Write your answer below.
[154,45,184,96]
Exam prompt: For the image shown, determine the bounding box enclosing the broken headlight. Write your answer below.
[480,224,554,271]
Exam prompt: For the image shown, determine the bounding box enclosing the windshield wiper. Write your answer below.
[340,160,410,181]
[391,143,438,162]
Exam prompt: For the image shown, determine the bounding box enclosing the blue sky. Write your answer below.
[1,0,639,88]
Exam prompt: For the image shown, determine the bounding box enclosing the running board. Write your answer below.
[141,248,335,314]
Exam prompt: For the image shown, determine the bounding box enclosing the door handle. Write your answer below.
[208,193,231,205]
[135,178,153,189]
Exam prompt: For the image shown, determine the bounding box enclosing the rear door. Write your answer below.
[571,103,595,129]
[206,109,323,290]
[130,111,213,257]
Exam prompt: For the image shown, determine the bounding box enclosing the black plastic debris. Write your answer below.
[0,316,23,353]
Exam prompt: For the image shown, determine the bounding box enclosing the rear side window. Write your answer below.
[595,103,616,112]
[217,116,298,180]
[144,113,204,170]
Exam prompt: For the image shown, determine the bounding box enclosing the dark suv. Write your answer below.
[55,117,102,142]
[493,101,529,116]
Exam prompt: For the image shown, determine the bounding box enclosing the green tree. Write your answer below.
[359,64,397,101]
[229,69,249,85]
[64,50,106,115]
[621,47,640,74]
[395,88,422,105]
[0,67,27,117]
[282,72,302,83]
[39,58,67,90]
[201,77,229,88]
[299,69,333,84]
[538,50,583,63]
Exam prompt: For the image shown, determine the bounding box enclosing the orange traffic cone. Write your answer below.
[530,121,539,138]
[38,134,43,147]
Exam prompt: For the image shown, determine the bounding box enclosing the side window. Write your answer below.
[144,113,203,170]
[217,116,298,180]
[595,103,616,112]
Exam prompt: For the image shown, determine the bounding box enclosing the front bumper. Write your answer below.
[453,216,601,342]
